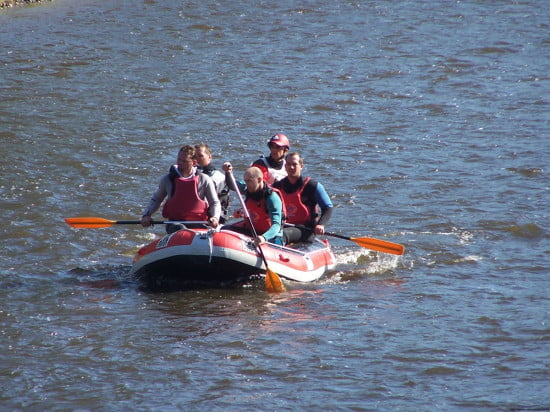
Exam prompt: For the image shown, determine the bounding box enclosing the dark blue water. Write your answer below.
[1,0,548,410]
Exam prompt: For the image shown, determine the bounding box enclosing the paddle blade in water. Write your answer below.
[65,217,115,228]
[351,236,404,255]
[265,268,285,293]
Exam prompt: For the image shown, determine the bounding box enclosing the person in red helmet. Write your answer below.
[251,133,290,185]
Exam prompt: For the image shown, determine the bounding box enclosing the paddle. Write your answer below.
[226,171,285,293]
[65,217,207,229]
[286,224,405,255]
[325,232,404,255]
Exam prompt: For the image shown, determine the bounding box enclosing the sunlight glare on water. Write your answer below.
[0,0,548,410]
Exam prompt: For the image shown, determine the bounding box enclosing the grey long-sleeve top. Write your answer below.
[142,166,221,220]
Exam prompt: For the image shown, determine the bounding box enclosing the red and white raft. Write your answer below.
[131,226,336,291]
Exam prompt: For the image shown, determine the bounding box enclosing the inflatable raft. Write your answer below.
[131,225,336,291]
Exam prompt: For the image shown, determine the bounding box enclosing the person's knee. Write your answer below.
[283,227,301,245]
[302,231,316,243]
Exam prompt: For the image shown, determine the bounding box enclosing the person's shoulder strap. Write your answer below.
[302,176,317,193]
[168,165,182,181]
[268,186,287,221]
[259,157,270,168]
[299,177,319,207]
[251,156,266,166]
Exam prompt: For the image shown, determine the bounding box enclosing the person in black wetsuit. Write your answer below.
[273,152,334,244]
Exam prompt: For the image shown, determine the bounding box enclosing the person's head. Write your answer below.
[285,152,304,180]
[267,133,290,161]
[194,143,213,168]
[244,166,264,193]
[177,145,197,174]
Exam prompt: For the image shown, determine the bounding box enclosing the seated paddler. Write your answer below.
[222,163,284,246]
[140,145,221,233]
[273,152,333,245]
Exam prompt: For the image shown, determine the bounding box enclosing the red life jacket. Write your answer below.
[280,177,313,225]
[235,186,286,234]
[162,175,208,221]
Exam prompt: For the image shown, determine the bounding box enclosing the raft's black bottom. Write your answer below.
[134,255,262,292]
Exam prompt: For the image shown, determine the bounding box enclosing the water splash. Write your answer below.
[326,248,403,283]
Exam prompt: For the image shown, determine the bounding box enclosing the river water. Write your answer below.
[1,0,549,410]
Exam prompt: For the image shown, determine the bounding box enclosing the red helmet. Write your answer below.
[267,133,290,149]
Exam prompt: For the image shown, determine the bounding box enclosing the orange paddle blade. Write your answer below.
[351,236,404,255]
[265,267,285,293]
[65,217,116,228]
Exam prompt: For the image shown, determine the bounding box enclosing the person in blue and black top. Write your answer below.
[273,152,333,245]
[222,163,284,246]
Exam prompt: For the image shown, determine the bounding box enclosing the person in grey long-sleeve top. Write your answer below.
[140,145,221,233]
